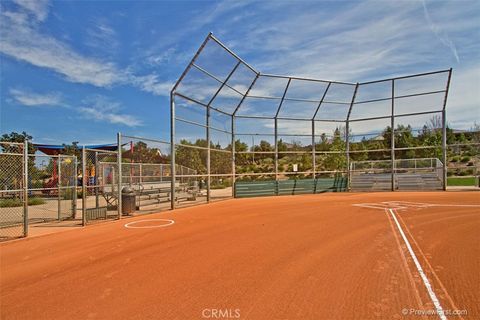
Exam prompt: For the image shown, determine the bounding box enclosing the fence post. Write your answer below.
[345,83,359,191]
[206,100,211,203]
[274,118,278,183]
[231,116,236,197]
[312,120,316,179]
[58,156,61,220]
[391,79,396,191]
[442,110,447,190]
[170,93,176,210]
[95,151,99,208]
[73,155,78,219]
[23,139,29,237]
[117,132,122,219]
[82,146,87,226]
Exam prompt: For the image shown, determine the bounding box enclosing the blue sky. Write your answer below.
[0,0,479,145]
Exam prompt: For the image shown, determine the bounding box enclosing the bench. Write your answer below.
[85,207,108,220]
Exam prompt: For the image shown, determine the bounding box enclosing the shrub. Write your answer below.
[0,197,46,207]
[28,197,46,205]
[456,169,474,176]
[461,156,471,163]
[0,198,22,207]
[62,189,82,200]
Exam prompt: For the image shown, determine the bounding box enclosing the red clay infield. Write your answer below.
[1,192,478,320]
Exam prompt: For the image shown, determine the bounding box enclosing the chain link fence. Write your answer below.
[27,154,77,223]
[1,141,80,241]
[120,135,176,213]
[81,148,120,224]
[447,141,480,187]
[0,141,26,240]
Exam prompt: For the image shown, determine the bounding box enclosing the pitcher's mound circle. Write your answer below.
[124,219,175,229]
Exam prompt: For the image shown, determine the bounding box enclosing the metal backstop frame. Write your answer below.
[169,33,453,204]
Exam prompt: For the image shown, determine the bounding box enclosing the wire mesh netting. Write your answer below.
[120,135,196,212]
[446,138,480,186]
[82,148,119,223]
[0,142,25,240]
[170,34,461,196]
[27,154,77,223]
[173,143,208,206]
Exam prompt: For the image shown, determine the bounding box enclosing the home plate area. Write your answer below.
[352,201,480,211]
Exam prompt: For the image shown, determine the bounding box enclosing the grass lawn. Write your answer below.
[447,176,478,186]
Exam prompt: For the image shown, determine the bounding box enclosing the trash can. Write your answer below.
[122,187,136,215]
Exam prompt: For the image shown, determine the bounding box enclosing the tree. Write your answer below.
[125,141,168,164]
[277,139,287,152]
[0,132,36,190]
[210,148,231,175]
[0,131,35,154]
[175,140,206,174]
[324,128,346,171]
[315,133,330,152]
[231,140,249,169]
[418,124,442,159]
[350,140,368,162]
[61,142,81,159]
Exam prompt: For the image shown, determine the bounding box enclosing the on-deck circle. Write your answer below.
[124,219,175,229]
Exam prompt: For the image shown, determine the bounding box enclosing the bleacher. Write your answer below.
[350,158,444,191]
[350,172,443,191]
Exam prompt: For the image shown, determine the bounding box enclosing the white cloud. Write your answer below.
[147,48,176,66]
[79,96,143,127]
[447,66,480,129]
[422,0,459,63]
[189,0,255,30]
[1,10,29,25]
[0,4,172,96]
[132,74,174,96]
[12,0,49,22]
[189,0,479,130]
[9,88,62,106]
[9,88,143,127]
[85,20,119,53]
[210,1,478,84]
[0,14,126,87]
[80,107,143,127]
